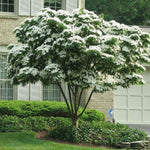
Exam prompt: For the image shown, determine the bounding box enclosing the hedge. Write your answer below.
[0,115,147,148]
[0,115,71,132]
[0,100,105,122]
[49,121,147,147]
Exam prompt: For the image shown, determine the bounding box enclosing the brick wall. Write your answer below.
[83,90,114,120]
[0,16,27,45]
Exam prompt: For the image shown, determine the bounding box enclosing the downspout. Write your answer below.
[29,83,31,101]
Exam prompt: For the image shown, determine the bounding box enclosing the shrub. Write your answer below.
[81,109,105,122]
[0,101,105,122]
[49,121,147,147]
[0,115,71,132]
[0,101,69,118]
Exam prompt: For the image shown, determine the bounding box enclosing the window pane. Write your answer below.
[0,54,13,100]
[0,55,7,79]
[9,4,14,12]
[43,84,61,101]
[44,0,62,10]
[2,0,7,4]
[44,2,49,7]
[0,0,14,12]
[2,4,7,12]
[56,1,61,7]
[9,0,14,4]
[0,80,13,100]
[50,2,55,7]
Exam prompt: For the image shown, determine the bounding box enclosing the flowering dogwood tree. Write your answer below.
[7,8,150,127]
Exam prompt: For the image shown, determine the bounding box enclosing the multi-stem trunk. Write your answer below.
[72,115,79,128]
[57,82,94,128]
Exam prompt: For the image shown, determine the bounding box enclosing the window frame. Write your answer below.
[42,83,61,101]
[44,0,66,10]
[0,0,18,16]
[0,51,17,100]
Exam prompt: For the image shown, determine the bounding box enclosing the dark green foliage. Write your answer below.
[81,109,105,122]
[49,121,147,147]
[0,115,71,132]
[0,100,69,117]
[85,0,150,26]
[0,100,105,122]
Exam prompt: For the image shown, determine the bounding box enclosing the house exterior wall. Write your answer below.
[83,90,114,121]
[0,16,27,45]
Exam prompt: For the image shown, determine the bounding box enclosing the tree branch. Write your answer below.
[77,88,84,111]
[68,84,74,114]
[70,86,75,96]
[78,90,94,118]
[57,82,72,116]
[74,86,78,114]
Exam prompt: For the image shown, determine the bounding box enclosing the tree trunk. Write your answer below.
[72,116,79,128]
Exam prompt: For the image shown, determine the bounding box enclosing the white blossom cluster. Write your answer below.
[7,8,150,91]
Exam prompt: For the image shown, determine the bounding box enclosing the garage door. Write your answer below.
[114,70,150,124]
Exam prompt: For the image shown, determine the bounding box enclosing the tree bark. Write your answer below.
[72,115,79,128]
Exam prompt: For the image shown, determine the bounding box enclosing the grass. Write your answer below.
[0,131,117,150]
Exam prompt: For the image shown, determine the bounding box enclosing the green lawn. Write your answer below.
[0,131,116,150]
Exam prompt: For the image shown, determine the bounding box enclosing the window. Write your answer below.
[0,0,14,13]
[44,0,62,11]
[0,54,13,100]
[43,84,61,101]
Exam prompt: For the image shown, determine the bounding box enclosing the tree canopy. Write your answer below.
[7,8,150,127]
[86,0,150,26]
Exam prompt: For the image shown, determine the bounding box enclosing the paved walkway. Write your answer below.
[128,124,150,135]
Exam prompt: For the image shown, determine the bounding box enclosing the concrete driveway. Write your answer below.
[128,124,150,135]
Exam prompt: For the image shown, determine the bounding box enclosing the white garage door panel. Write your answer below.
[128,85,142,95]
[143,97,150,108]
[143,111,150,122]
[114,70,150,124]
[115,87,127,95]
[128,96,142,108]
[114,110,128,122]
[143,83,150,95]
[114,96,127,108]
[128,110,142,123]
[143,72,150,81]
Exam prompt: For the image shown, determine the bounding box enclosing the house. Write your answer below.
[0,0,150,125]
